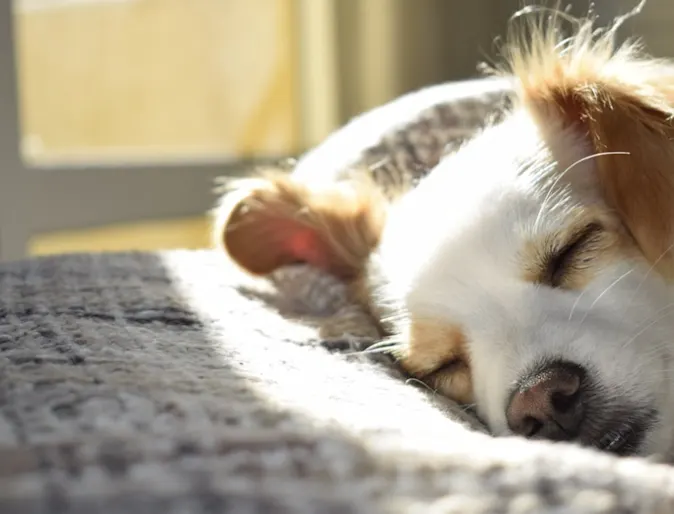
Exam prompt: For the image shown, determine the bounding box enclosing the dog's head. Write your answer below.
[216,13,674,459]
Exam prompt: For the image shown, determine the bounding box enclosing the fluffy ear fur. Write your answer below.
[500,12,674,279]
[213,170,387,280]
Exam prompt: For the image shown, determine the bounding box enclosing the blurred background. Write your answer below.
[1,0,671,260]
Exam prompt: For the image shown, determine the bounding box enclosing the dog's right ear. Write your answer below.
[502,13,674,278]
[213,171,387,280]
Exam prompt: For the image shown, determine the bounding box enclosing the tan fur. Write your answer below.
[214,169,388,280]
[519,207,624,290]
[396,320,473,404]
[497,12,674,280]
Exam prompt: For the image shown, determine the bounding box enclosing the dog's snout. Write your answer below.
[507,362,585,440]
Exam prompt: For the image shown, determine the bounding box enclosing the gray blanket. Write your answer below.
[1,251,674,514]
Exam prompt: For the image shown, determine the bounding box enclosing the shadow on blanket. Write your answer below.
[0,250,672,513]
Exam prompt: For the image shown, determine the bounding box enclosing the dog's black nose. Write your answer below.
[506,362,585,440]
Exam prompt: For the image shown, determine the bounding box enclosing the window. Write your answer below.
[1,0,340,259]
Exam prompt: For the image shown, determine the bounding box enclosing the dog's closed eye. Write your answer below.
[422,357,473,403]
[521,219,618,290]
[546,222,605,288]
[424,357,466,378]
[398,321,474,403]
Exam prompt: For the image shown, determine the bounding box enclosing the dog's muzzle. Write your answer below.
[506,360,656,456]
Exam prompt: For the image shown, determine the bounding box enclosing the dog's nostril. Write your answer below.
[521,416,543,438]
[506,361,586,441]
[551,390,579,414]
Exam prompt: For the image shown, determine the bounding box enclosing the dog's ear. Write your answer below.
[214,171,387,279]
[507,19,674,278]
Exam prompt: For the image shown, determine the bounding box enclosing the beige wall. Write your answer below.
[15,0,300,162]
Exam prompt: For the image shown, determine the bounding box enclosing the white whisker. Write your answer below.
[405,378,439,396]
[572,268,633,332]
[568,288,591,322]
[626,241,674,311]
[533,151,629,231]
[620,305,674,351]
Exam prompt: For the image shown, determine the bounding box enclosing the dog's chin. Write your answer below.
[587,410,658,457]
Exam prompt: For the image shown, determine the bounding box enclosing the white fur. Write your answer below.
[371,106,674,459]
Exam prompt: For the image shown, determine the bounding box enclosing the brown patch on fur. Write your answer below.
[586,104,674,280]
[495,12,674,280]
[214,169,387,280]
[520,208,624,289]
[397,319,473,404]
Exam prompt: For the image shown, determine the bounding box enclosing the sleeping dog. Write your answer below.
[214,8,674,459]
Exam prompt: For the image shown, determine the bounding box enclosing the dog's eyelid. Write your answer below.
[548,222,605,287]
[426,357,466,377]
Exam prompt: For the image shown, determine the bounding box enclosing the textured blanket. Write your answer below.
[2,251,674,514]
[3,77,674,513]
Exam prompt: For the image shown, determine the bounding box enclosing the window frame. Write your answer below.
[0,0,341,260]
